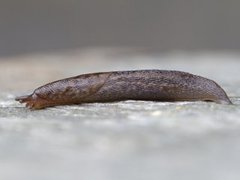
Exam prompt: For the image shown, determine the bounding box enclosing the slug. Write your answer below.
[15,70,232,109]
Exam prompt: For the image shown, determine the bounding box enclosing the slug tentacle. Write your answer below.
[15,95,32,103]
[15,93,50,109]
[15,70,233,110]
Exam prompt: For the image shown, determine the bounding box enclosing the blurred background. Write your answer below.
[1,0,240,57]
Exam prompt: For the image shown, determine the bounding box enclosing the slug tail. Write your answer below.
[215,97,233,105]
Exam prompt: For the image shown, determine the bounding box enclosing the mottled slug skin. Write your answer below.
[15,70,232,109]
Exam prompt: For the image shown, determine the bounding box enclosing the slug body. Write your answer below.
[16,70,232,109]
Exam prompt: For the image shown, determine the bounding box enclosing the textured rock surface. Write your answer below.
[0,49,240,180]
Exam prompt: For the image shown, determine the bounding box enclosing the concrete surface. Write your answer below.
[0,49,240,180]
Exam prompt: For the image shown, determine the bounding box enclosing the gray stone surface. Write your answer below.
[0,49,240,180]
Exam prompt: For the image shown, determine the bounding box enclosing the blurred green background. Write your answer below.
[1,0,240,56]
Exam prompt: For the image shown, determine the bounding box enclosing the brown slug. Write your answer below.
[15,70,232,109]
